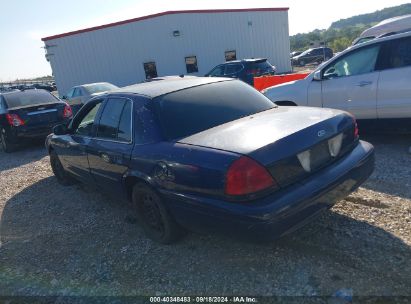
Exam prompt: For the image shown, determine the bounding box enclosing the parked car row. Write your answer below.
[1,82,57,92]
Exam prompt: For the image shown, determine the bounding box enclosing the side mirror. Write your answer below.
[313,70,322,81]
[53,124,68,135]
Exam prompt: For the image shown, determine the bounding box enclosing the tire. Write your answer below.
[50,150,77,186]
[132,184,184,244]
[0,129,16,153]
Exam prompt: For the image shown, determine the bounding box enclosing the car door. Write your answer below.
[375,36,411,119]
[87,97,134,194]
[55,99,104,184]
[319,44,381,119]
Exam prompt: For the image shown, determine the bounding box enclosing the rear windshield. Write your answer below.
[84,83,118,94]
[152,80,275,140]
[3,90,58,108]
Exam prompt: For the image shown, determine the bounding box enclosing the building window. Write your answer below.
[143,62,158,79]
[185,56,198,73]
[225,50,237,62]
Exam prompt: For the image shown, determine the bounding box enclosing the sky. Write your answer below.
[0,0,409,81]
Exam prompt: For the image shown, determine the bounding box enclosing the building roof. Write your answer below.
[112,77,232,99]
[41,8,289,41]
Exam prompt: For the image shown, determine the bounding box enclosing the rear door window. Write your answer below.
[117,100,132,142]
[208,65,225,76]
[376,37,411,70]
[250,61,274,75]
[97,98,133,142]
[224,64,243,75]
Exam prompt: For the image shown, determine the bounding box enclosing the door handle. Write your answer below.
[356,81,372,87]
[100,153,111,163]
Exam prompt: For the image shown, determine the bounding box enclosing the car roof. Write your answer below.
[360,14,411,39]
[352,30,411,50]
[111,77,233,99]
[222,58,267,64]
[79,82,115,88]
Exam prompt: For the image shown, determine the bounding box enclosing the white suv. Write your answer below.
[263,31,411,126]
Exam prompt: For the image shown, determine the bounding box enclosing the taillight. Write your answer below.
[63,104,73,118]
[225,156,277,196]
[6,114,25,126]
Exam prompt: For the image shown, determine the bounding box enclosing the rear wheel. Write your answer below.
[0,129,16,153]
[50,150,77,185]
[132,184,184,244]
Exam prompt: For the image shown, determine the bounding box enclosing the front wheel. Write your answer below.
[50,150,77,186]
[132,184,184,244]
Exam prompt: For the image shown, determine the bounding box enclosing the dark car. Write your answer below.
[0,89,72,152]
[290,51,302,58]
[32,83,55,92]
[205,58,276,85]
[46,78,374,244]
[292,47,333,66]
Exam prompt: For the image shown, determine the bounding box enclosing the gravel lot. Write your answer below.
[0,135,410,301]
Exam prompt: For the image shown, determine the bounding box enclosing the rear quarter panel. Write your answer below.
[127,142,239,198]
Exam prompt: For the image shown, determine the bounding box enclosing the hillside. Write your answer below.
[331,3,411,28]
[290,3,411,52]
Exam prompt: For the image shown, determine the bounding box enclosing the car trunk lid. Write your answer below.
[179,106,357,188]
[7,102,66,127]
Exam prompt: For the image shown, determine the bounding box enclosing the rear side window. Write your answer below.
[97,98,132,142]
[250,61,274,72]
[117,101,132,142]
[225,64,243,75]
[377,37,411,70]
[153,80,275,140]
[3,90,58,108]
[208,65,225,77]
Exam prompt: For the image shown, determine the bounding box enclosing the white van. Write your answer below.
[352,14,411,45]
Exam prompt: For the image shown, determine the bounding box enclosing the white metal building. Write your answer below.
[42,8,291,96]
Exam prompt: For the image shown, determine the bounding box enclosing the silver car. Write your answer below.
[63,82,118,110]
[263,31,411,128]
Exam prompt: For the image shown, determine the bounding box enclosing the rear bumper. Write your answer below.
[160,140,375,241]
[6,120,70,142]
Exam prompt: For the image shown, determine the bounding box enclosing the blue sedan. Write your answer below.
[46,77,374,244]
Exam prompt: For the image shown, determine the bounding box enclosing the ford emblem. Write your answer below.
[317,130,326,137]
